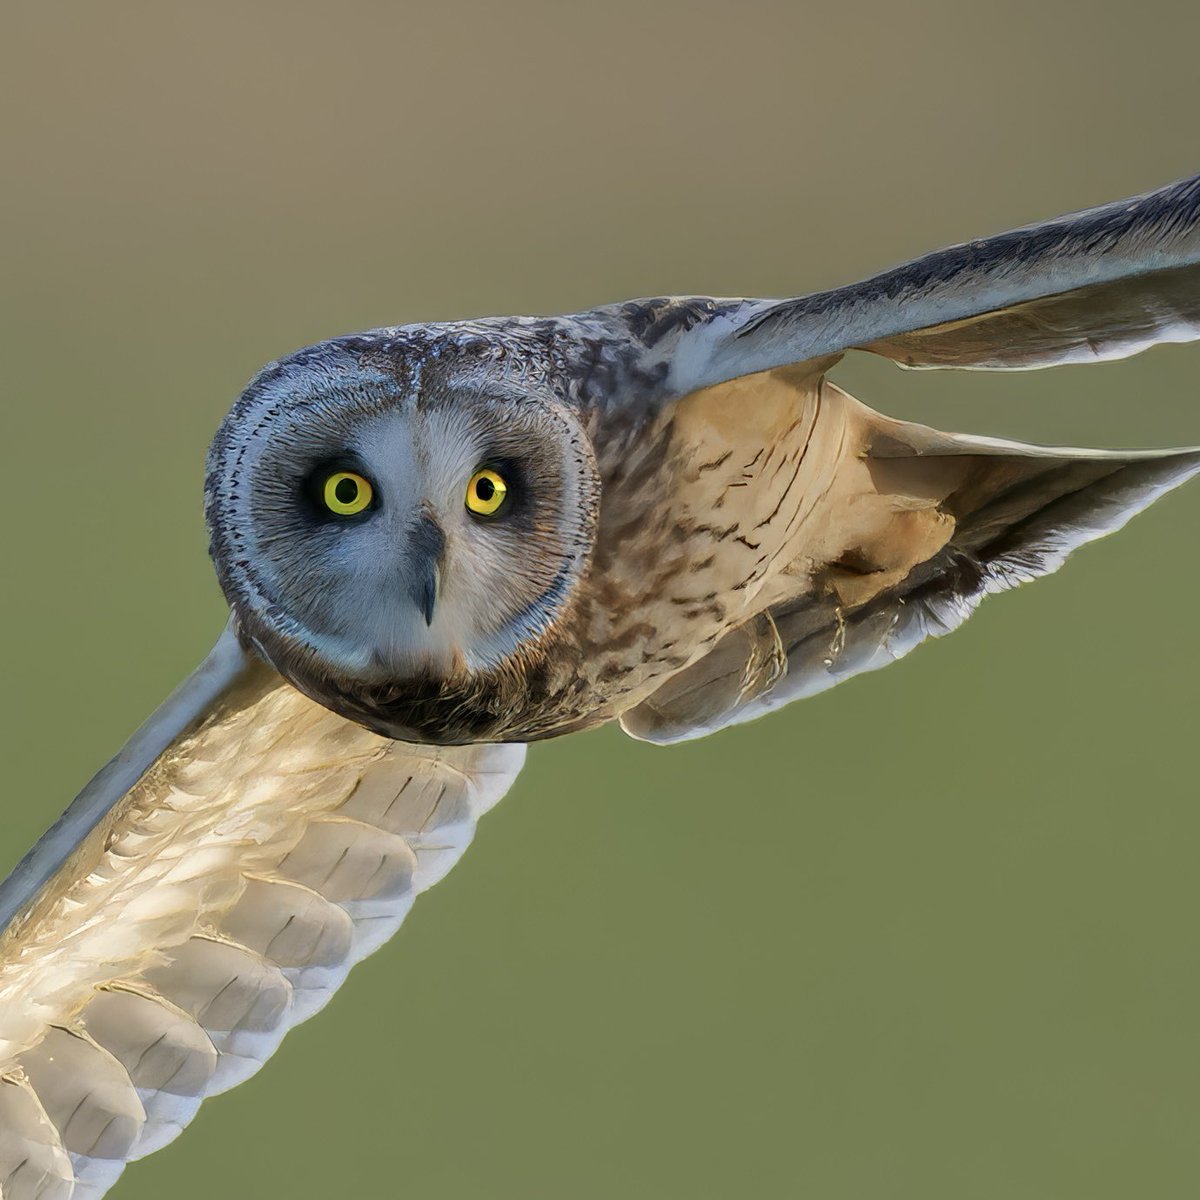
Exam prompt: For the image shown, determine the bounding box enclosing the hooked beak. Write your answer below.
[407,511,446,627]
[415,566,439,627]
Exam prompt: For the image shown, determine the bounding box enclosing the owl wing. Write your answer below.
[614,173,1200,743]
[0,623,524,1199]
[622,417,1200,743]
[652,171,1200,395]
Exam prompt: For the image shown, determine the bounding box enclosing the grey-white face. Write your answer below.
[206,347,599,690]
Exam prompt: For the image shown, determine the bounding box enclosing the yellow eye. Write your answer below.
[322,471,374,516]
[465,467,509,517]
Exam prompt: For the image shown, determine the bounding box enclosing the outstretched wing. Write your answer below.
[646,171,1200,394]
[0,624,524,1199]
[608,175,1200,743]
[622,385,1200,743]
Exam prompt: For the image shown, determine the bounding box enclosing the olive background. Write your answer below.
[3,4,1200,1197]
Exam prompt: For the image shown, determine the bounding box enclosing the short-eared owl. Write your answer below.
[2,174,1199,1198]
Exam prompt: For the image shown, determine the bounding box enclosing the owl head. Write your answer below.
[205,329,600,736]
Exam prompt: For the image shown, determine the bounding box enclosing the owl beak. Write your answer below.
[414,567,439,627]
[408,511,445,627]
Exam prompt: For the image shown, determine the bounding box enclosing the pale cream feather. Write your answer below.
[0,654,524,1198]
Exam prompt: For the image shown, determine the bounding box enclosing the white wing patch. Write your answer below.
[0,661,524,1198]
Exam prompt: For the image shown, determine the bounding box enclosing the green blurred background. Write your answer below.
[3,3,1200,1197]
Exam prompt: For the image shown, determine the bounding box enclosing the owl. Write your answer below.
[1,173,1198,1198]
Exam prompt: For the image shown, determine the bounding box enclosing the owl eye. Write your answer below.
[322,471,374,516]
[465,467,509,518]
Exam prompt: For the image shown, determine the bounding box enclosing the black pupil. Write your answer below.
[475,476,495,502]
[335,477,360,506]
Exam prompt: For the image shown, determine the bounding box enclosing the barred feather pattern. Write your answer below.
[0,663,524,1199]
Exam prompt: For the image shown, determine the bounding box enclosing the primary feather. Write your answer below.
[659,171,1200,392]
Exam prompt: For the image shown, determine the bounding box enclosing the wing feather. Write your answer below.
[622,382,1200,743]
[0,634,525,1197]
[606,175,1200,742]
[0,1074,74,1200]
[630,172,1200,394]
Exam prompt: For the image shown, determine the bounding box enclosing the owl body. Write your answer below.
[205,177,1200,748]
[213,284,1173,747]
[210,308,858,745]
